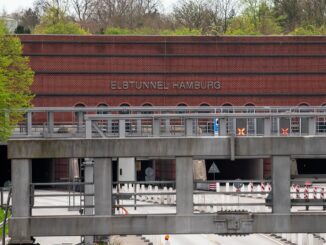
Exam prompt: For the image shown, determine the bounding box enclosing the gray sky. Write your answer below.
[0,0,175,14]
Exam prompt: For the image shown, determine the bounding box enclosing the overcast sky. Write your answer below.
[0,0,175,14]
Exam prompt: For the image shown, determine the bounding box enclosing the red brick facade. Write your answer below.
[19,35,326,107]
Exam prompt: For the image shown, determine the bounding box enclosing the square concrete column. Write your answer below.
[176,157,193,215]
[10,159,33,244]
[94,158,112,216]
[272,156,291,214]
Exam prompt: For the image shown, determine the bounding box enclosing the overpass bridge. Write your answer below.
[5,107,326,244]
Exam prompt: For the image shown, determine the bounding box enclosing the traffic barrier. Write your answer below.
[154,186,159,203]
[163,187,168,204]
[314,187,318,200]
[296,184,300,199]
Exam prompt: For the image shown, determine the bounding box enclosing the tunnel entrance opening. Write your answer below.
[0,145,10,187]
[205,159,265,180]
[32,159,54,184]
[297,159,326,175]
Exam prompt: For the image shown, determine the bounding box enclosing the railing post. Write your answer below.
[119,119,126,138]
[186,118,194,136]
[264,117,271,136]
[26,112,32,136]
[10,159,33,244]
[107,119,112,134]
[309,117,316,135]
[85,119,92,139]
[176,157,193,215]
[272,156,291,213]
[77,111,84,133]
[153,118,160,137]
[136,117,142,136]
[47,111,54,135]
[219,118,227,136]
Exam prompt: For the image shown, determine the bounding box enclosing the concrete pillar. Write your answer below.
[219,118,227,136]
[272,156,291,213]
[309,117,316,135]
[153,118,160,137]
[176,157,193,215]
[119,119,126,138]
[47,111,54,135]
[26,112,32,136]
[94,158,112,216]
[264,118,271,136]
[10,159,33,244]
[84,159,94,244]
[186,119,194,136]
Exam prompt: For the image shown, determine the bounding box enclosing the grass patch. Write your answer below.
[0,208,9,237]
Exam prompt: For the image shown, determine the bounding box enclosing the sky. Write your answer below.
[0,0,175,14]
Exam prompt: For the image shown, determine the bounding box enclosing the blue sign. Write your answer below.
[214,118,219,135]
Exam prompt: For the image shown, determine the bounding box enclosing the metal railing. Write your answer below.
[3,106,326,139]
[113,181,176,215]
[194,180,272,213]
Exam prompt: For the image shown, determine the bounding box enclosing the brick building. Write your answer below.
[20,35,326,108]
[2,35,326,186]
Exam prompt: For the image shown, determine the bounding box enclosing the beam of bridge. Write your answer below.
[9,214,326,236]
[7,135,326,243]
[8,137,326,159]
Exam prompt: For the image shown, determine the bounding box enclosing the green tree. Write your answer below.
[0,21,34,142]
[34,7,88,34]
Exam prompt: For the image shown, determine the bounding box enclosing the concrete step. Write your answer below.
[110,235,151,245]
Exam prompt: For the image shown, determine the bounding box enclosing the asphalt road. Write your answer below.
[168,234,283,245]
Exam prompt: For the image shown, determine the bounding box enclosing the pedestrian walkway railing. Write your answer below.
[4,106,326,139]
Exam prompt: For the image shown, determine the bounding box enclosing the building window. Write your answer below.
[97,103,108,114]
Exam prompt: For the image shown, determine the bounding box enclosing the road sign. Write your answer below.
[208,162,220,174]
[234,178,244,190]
[214,118,219,135]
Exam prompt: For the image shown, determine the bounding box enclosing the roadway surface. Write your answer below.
[169,234,283,245]
[28,190,285,245]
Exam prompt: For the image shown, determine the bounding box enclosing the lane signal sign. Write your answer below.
[281,128,289,136]
[237,128,246,136]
